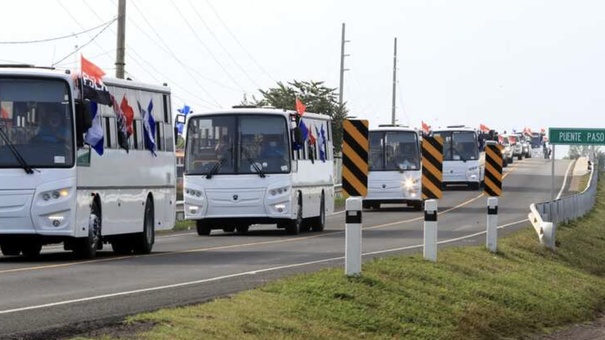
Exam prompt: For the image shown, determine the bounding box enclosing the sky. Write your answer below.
[1,0,604,146]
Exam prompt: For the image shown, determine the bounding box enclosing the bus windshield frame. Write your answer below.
[185,114,291,176]
[369,130,420,171]
[0,77,75,169]
[433,130,479,161]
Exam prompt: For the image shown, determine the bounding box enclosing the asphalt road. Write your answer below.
[0,155,574,339]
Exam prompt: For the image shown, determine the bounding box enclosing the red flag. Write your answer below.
[421,121,430,134]
[81,55,105,83]
[120,95,135,136]
[308,124,316,144]
[295,98,306,117]
[0,106,8,119]
[479,124,489,132]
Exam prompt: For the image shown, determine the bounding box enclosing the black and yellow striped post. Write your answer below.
[484,144,503,197]
[342,119,369,198]
[421,136,443,200]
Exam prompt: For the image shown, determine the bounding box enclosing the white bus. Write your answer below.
[363,125,423,210]
[431,125,484,190]
[182,107,334,235]
[0,66,176,258]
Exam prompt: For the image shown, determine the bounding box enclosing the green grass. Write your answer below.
[86,175,605,340]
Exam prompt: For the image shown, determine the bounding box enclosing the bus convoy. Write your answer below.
[0,65,543,259]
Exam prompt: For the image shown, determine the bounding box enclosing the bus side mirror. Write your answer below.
[75,101,92,148]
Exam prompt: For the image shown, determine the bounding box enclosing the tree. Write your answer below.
[567,145,598,160]
[242,80,349,152]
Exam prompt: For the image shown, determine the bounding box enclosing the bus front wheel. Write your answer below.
[74,201,101,259]
[286,194,303,235]
[311,193,325,232]
[0,243,21,256]
[196,221,212,236]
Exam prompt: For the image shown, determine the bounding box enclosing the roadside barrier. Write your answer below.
[528,162,598,250]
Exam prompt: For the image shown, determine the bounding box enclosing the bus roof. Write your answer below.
[188,107,331,121]
[0,65,73,82]
[371,125,418,133]
[432,126,476,133]
[0,65,170,94]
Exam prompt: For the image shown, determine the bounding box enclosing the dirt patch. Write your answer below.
[526,314,605,340]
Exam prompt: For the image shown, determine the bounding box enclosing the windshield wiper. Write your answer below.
[0,128,35,174]
[242,146,265,178]
[205,158,224,179]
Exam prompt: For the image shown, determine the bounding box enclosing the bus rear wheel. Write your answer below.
[134,198,155,254]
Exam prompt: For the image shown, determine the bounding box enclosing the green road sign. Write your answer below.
[549,128,605,145]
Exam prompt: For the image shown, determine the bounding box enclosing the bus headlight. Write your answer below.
[269,186,289,196]
[402,178,420,191]
[41,188,70,201]
[186,188,203,198]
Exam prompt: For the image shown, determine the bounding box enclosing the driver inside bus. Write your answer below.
[261,135,286,172]
[31,103,71,145]
[396,143,418,170]
[215,135,231,162]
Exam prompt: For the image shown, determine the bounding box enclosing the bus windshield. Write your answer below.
[434,131,479,161]
[369,131,420,171]
[185,114,290,175]
[0,78,74,168]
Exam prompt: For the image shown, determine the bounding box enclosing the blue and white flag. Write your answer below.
[176,104,191,135]
[84,101,104,155]
[317,124,326,162]
[139,99,156,156]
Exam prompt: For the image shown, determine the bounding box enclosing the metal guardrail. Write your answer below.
[528,160,598,249]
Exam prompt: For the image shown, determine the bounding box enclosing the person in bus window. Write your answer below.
[261,135,285,159]
[261,135,287,172]
[396,143,418,170]
[31,103,70,145]
[215,135,231,162]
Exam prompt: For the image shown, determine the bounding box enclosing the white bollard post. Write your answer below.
[345,197,363,276]
[423,199,438,262]
[486,197,498,253]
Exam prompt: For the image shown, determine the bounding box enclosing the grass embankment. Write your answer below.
[91,175,605,340]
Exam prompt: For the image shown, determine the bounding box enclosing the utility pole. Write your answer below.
[115,0,126,79]
[391,37,397,125]
[338,23,349,106]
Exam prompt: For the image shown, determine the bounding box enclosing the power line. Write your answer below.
[128,0,224,106]
[187,0,260,89]
[169,0,246,92]
[55,0,115,67]
[85,0,224,107]
[205,0,276,84]
[52,18,117,66]
[0,19,117,45]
